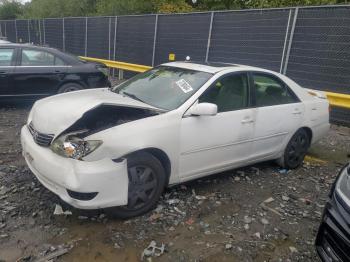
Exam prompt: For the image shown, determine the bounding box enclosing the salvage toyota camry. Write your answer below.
[21,62,330,218]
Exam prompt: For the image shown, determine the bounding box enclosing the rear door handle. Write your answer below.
[0,71,7,74]
[292,109,302,115]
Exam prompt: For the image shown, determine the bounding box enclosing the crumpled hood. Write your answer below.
[29,88,158,136]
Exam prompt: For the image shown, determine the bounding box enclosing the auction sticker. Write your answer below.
[176,79,193,93]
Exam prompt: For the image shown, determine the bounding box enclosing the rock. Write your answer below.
[244,224,250,230]
[225,243,232,250]
[254,232,261,239]
[261,218,269,225]
[244,216,252,224]
[234,177,240,182]
[282,195,290,201]
[263,197,274,204]
[289,246,298,253]
[166,199,180,205]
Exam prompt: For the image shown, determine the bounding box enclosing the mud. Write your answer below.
[0,101,349,262]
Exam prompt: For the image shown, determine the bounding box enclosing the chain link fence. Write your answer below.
[0,5,349,124]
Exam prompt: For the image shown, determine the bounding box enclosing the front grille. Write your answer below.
[322,224,350,262]
[28,122,54,147]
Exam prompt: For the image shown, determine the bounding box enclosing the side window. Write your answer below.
[0,48,15,66]
[21,49,55,66]
[253,74,298,107]
[54,56,65,66]
[199,73,249,113]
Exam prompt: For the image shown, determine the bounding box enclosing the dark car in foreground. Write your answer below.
[0,44,110,99]
[316,162,350,261]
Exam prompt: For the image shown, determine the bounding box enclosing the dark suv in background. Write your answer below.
[316,162,350,261]
[0,44,110,99]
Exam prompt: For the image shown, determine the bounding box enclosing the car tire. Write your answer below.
[278,129,310,169]
[107,152,166,219]
[57,83,82,93]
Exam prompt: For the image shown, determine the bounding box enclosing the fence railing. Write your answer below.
[1,5,349,122]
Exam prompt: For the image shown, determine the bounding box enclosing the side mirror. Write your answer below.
[189,103,217,116]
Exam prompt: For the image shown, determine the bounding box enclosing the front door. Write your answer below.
[12,48,67,96]
[179,72,255,180]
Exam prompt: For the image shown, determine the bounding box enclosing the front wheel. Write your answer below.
[107,152,166,219]
[278,129,310,169]
[57,83,82,93]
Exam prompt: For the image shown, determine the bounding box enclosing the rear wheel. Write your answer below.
[57,83,82,93]
[278,129,310,169]
[108,152,166,219]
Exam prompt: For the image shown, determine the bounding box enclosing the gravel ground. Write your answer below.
[0,102,349,262]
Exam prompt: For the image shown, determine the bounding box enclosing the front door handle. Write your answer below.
[0,71,7,74]
[241,118,254,124]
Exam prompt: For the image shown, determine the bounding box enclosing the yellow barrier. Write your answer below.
[325,92,350,110]
[79,56,151,73]
[80,56,350,110]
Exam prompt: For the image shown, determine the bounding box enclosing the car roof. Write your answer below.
[162,61,272,74]
[0,43,82,65]
[0,43,59,52]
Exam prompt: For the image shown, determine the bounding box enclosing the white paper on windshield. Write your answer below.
[176,79,193,93]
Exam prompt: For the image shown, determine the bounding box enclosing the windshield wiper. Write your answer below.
[122,92,145,103]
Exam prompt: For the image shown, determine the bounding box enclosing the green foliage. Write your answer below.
[0,0,348,19]
[95,0,154,16]
[0,0,23,19]
[21,0,97,18]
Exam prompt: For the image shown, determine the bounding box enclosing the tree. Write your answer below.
[0,0,23,19]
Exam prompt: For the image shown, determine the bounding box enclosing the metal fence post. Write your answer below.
[151,14,159,67]
[15,20,18,43]
[283,7,298,75]
[0,21,2,37]
[113,17,117,61]
[62,18,65,51]
[108,17,111,60]
[280,9,292,73]
[85,17,88,56]
[27,20,31,43]
[113,16,118,77]
[38,19,42,45]
[205,12,214,63]
[43,19,46,45]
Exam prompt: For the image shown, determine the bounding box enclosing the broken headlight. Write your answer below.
[50,134,102,160]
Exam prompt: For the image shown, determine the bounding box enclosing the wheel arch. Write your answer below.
[125,148,172,186]
[300,126,313,144]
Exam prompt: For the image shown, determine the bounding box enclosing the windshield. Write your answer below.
[113,66,213,110]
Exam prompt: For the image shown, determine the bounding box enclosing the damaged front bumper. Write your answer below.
[21,126,128,209]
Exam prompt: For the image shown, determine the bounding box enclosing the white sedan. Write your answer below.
[21,62,330,218]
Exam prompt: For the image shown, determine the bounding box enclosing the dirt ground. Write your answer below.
[0,101,349,262]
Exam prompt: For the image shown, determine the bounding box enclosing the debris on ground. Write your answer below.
[53,204,72,216]
[141,240,165,260]
[0,105,349,261]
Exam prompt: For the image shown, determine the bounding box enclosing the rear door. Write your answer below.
[12,48,68,96]
[250,72,304,160]
[0,47,16,96]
